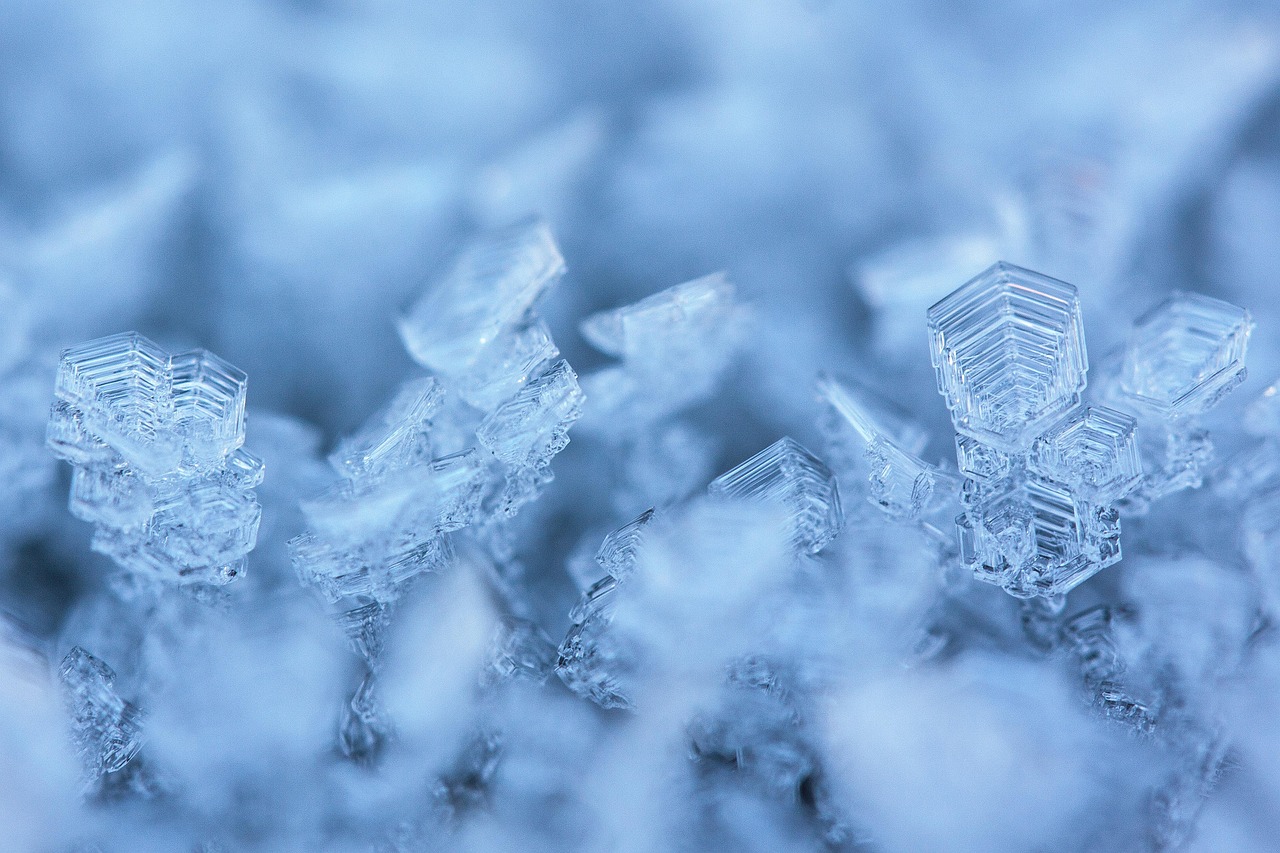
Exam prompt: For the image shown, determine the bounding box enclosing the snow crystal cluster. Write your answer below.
[6,2,1280,852]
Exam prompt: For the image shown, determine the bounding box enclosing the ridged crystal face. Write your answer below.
[708,436,842,554]
[959,477,1118,598]
[1118,292,1252,417]
[928,262,1088,451]
[170,348,248,465]
[54,332,178,473]
[476,359,585,471]
[1030,406,1141,503]
[47,332,262,585]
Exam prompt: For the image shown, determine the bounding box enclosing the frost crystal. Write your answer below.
[817,373,949,519]
[1029,406,1142,503]
[555,510,655,709]
[1116,292,1252,418]
[398,218,564,396]
[579,273,747,432]
[59,646,145,783]
[288,222,584,765]
[927,262,1087,452]
[1104,292,1252,505]
[931,264,1125,598]
[708,437,843,555]
[47,332,263,584]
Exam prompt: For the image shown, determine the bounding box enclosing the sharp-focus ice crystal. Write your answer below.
[816,373,948,520]
[1030,406,1142,503]
[1116,292,1252,418]
[927,262,1088,451]
[59,646,144,783]
[47,333,263,585]
[708,437,842,555]
[930,264,1132,598]
[958,477,1120,598]
[398,218,564,389]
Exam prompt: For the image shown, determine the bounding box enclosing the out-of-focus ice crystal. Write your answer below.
[817,373,950,520]
[1116,292,1252,418]
[1102,292,1252,505]
[398,218,564,395]
[708,437,843,555]
[1062,606,1155,733]
[928,262,1088,452]
[47,332,263,585]
[579,273,748,432]
[59,646,145,784]
[556,575,633,710]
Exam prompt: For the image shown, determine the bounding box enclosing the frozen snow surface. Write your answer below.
[5,1,1280,851]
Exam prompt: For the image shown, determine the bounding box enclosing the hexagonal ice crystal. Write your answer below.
[927,262,1088,451]
[708,437,842,554]
[54,332,179,475]
[1030,406,1142,503]
[958,477,1119,598]
[49,332,263,585]
[1117,292,1251,417]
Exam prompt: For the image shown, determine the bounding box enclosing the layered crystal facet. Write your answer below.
[1117,292,1252,418]
[47,333,263,584]
[708,437,842,554]
[929,264,1130,597]
[927,262,1088,451]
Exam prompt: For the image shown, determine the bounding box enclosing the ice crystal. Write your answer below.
[47,333,263,585]
[1116,292,1252,418]
[59,646,145,783]
[927,262,1088,452]
[708,437,842,555]
[398,218,564,387]
[1029,406,1142,503]
[579,273,747,432]
[817,373,948,519]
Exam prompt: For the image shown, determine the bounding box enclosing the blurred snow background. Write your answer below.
[3,1,1280,851]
